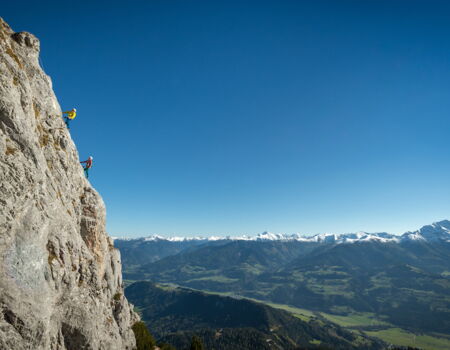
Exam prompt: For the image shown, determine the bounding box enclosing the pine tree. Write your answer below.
[189,335,204,350]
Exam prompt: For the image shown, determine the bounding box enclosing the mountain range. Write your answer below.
[115,220,450,271]
[114,220,450,244]
[116,221,450,341]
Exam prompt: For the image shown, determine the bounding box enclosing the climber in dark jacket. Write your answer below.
[80,156,93,178]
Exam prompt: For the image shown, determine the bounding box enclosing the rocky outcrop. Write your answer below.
[0,18,138,349]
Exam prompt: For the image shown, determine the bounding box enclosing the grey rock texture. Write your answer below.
[0,18,138,349]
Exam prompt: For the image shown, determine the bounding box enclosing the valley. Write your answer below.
[124,281,450,350]
[117,221,450,349]
[125,281,385,350]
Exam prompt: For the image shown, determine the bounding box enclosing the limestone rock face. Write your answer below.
[0,18,138,349]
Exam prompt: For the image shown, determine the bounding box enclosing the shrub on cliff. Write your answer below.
[132,321,155,350]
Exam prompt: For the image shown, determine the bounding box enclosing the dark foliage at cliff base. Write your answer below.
[132,321,156,350]
[189,335,204,350]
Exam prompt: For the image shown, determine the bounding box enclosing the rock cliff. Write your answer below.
[0,18,138,349]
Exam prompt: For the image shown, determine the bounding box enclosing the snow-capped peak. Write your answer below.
[255,232,290,241]
[114,231,398,244]
[112,220,450,245]
[401,220,450,243]
[299,231,398,244]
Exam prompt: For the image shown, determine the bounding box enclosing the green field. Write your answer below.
[263,302,316,319]
[366,328,450,350]
[319,311,390,328]
[186,275,239,283]
[220,293,450,350]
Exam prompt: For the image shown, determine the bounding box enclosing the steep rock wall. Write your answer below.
[0,18,138,349]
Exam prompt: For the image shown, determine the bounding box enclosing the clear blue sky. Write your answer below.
[3,0,450,237]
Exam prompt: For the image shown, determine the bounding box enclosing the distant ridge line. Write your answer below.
[112,220,450,244]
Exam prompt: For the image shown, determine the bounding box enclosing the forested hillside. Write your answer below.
[126,281,385,350]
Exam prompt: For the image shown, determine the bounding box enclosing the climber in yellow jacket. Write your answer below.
[62,108,76,129]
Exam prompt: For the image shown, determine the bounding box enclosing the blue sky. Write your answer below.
[4,1,450,237]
